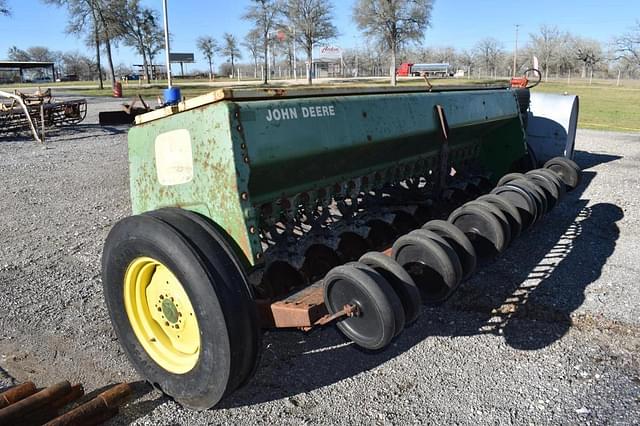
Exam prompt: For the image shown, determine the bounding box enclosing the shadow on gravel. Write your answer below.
[215,151,624,409]
[0,124,126,144]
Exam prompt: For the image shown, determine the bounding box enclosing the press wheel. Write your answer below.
[525,171,559,211]
[477,194,523,240]
[448,203,507,256]
[490,184,537,230]
[421,219,477,281]
[359,252,421,325]
[510,178,548,218]
[497,172,527,187]
[464,200,512,248]
[528,168,566,201]
[324,263,404,350]
[392,231,462,304]
[544,157,581,191]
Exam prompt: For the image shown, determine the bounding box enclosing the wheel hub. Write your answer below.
[161,298,179,324]
[123,257,200,374]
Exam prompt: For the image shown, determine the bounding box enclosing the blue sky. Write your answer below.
[0,0,637,71]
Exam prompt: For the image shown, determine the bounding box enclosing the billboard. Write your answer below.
[317,45,342,60]
[169,53,195,63]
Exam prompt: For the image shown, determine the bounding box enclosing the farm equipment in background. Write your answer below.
[101,83,582,410]
[98,94,153,126]
[0,88,87,142]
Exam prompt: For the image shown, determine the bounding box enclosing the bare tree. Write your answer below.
[25,46,57,62]
[457,49,475,77]
[0,0,10,15]
[528,25,566,81]
[574,37,602,79]
[243,29,264,78]
[221,33,242,77]
[282,0,337,84]
[243,0,281,84]
[7,46,31,61]
[615,21,640,68]
[197,36,218,80]
[61,51,96,79]
[42,0,109,88]
[473,37,504,77]
[353,0,434,86]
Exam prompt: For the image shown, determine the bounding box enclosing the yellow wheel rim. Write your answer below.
[124,257,200,374]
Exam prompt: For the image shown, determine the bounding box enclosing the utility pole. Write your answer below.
[162,0,172,87]
[513,24,520,77]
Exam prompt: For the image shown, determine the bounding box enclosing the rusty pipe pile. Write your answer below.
[0,381,131,426]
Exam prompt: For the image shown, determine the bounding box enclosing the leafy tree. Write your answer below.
[221,33,242,77]
[111,0,164,82]
[353,0,434,86]
[282,0,337,84]
[242,0,280,84]
[197,36,218,80]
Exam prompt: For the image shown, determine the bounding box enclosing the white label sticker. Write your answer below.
[154,129,193,186]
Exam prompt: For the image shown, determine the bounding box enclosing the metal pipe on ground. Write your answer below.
[44,383,131,426]
[0,381,37,409]
[0,381,72,424]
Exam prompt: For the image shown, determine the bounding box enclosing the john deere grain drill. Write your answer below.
[102,84,581,409]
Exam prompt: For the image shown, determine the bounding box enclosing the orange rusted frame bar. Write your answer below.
[259,248,394,330]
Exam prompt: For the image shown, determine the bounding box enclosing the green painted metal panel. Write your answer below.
[128,102,259,264]
[127,87,526,267]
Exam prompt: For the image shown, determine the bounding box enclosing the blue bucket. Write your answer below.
[163,87,181,105]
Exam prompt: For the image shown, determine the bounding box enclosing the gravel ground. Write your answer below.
[1,97,639,425]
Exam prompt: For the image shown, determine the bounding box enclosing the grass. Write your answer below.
[531,79,640,133]
[4,76,638,133]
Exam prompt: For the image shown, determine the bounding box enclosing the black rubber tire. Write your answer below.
[528,168,566,201]
[464,200,512,248]
[491,184,537,231]
[497,172,527,187]
[324,263,402,350]
[102,214,258,410]
[359,252,421,325]
[544,157,581,191]
[146,208,261,394]
[392,231,461,304]
[525,170,559,211]
[421,219,477,281]
[409,229,463,288]
[477,194,523,240]
[349,262,406,337]
[448,203,507,256]
[510,178,548,218]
